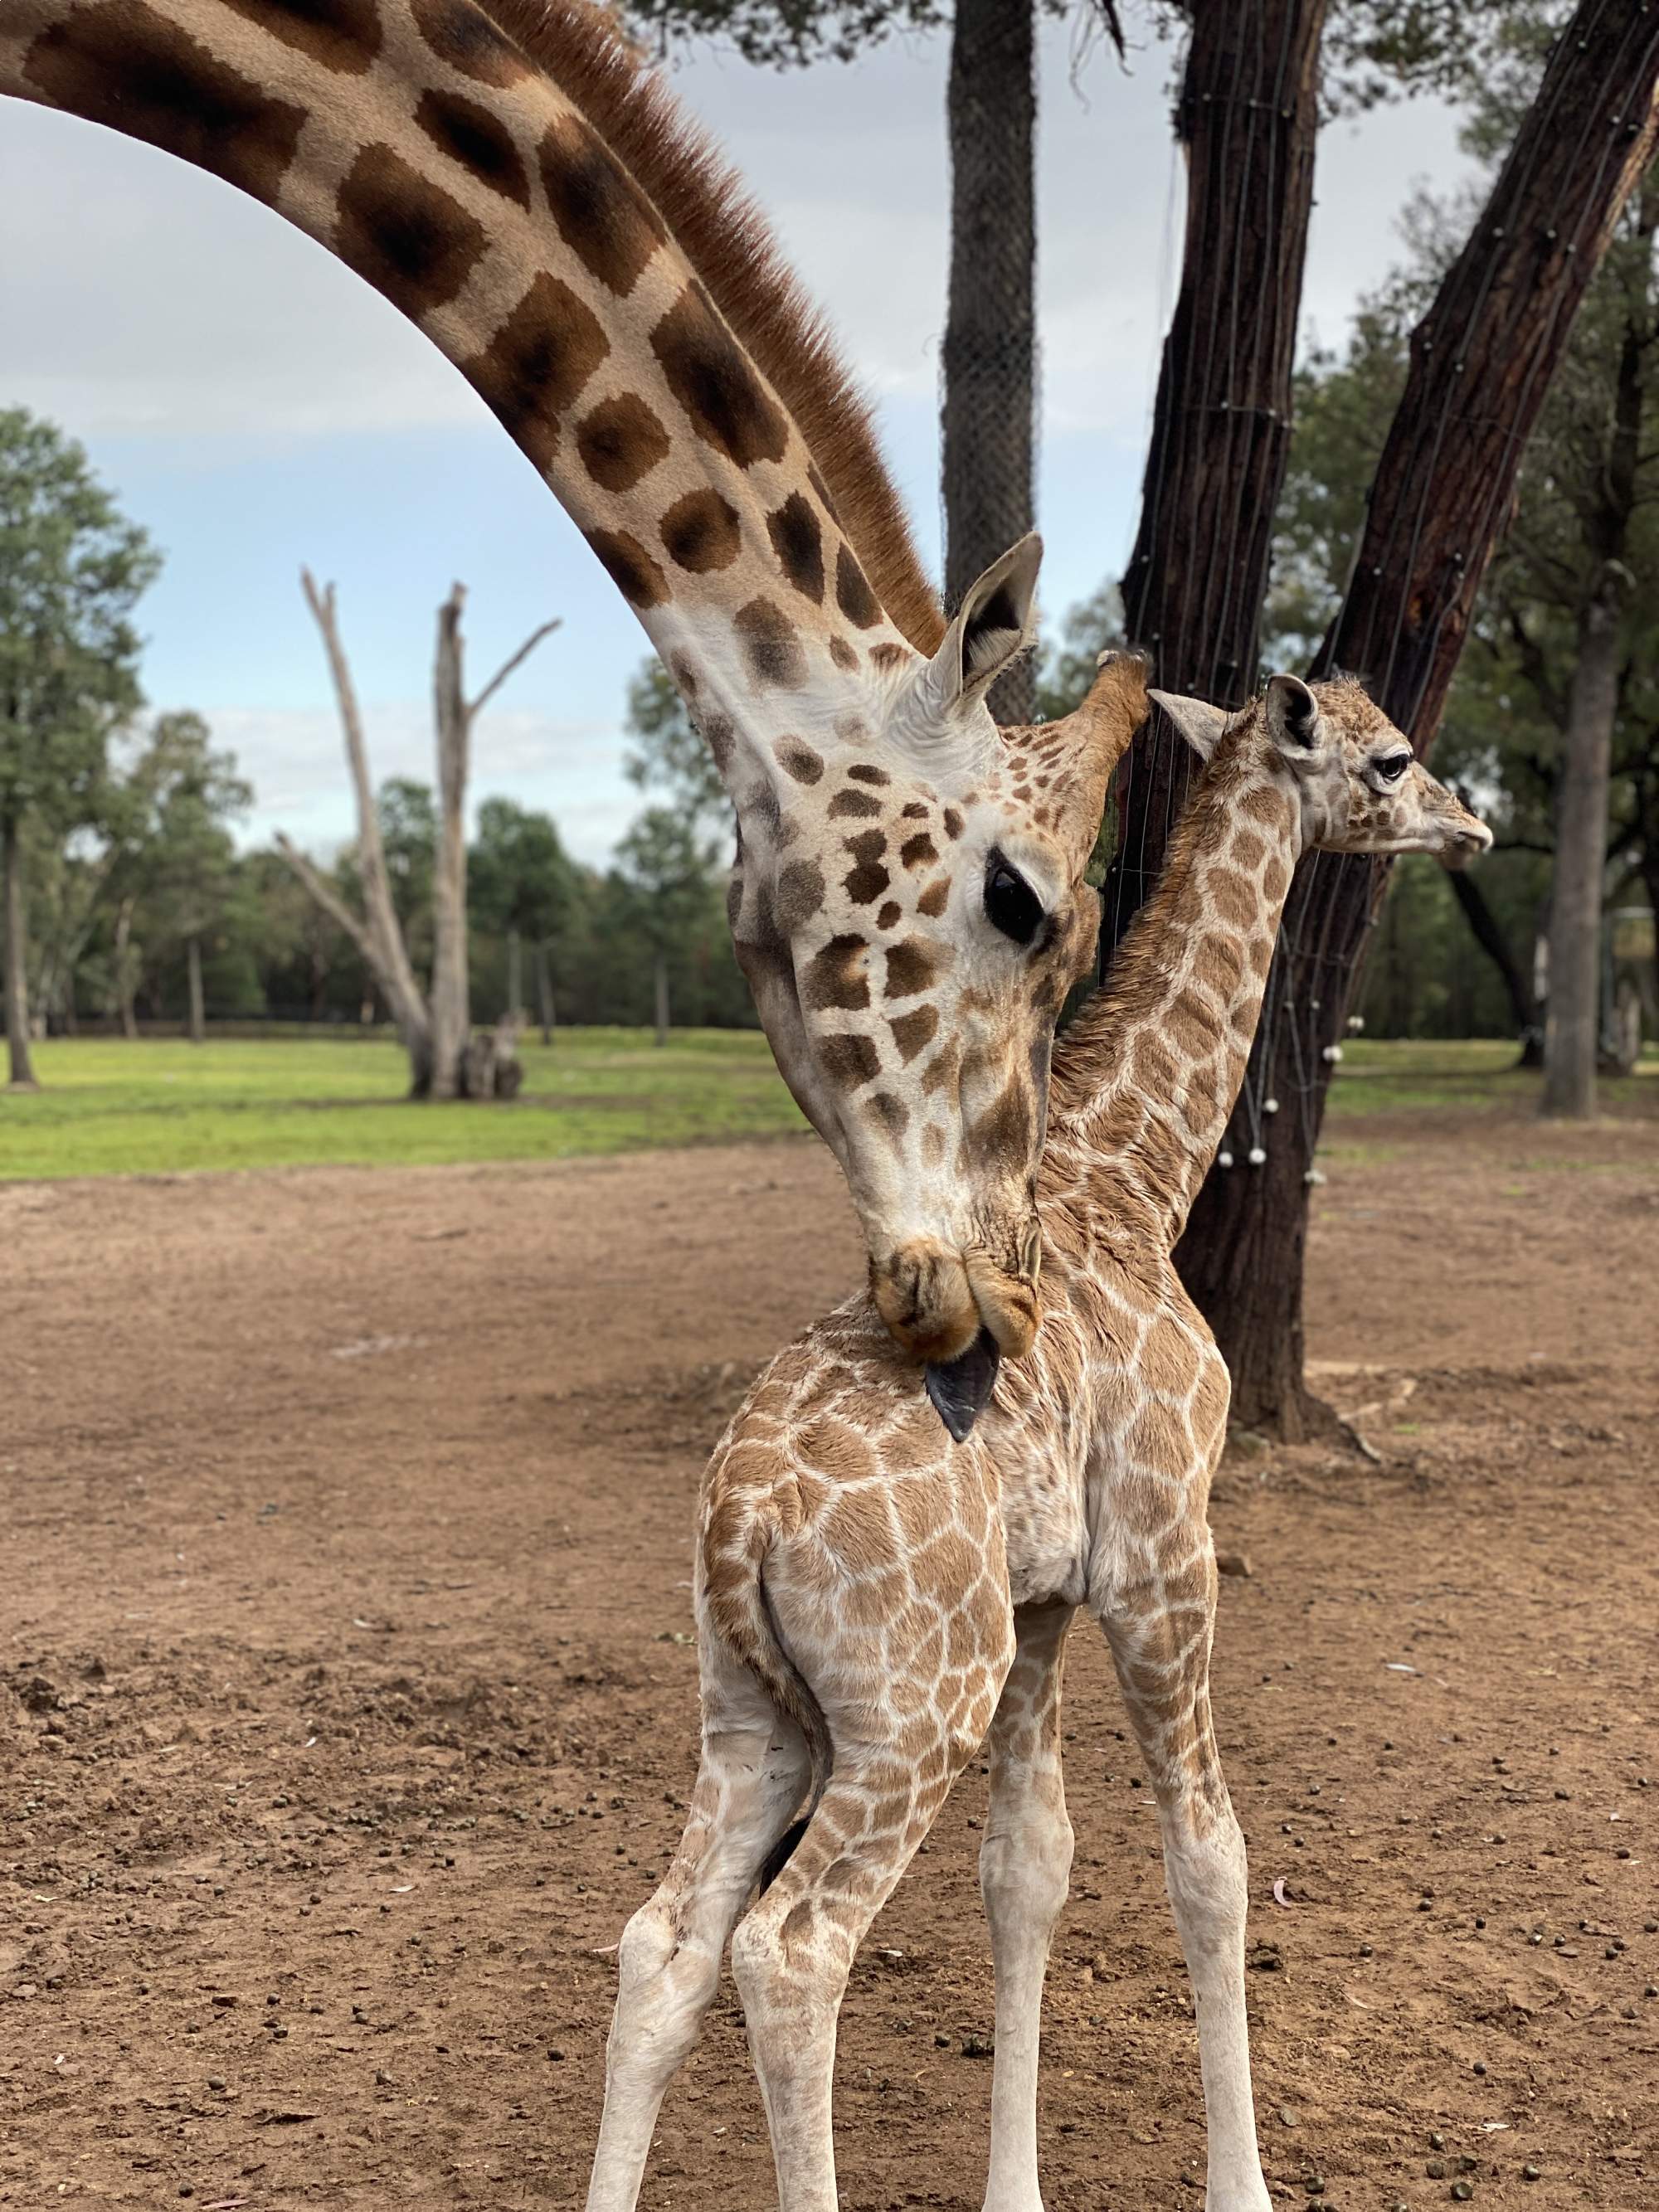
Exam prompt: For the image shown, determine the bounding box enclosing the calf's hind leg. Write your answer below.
[980,1600,1075,2212]
[585,1647,810,2212]
[1098,1546,1271,2212]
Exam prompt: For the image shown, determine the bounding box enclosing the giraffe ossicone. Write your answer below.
[0,0,1133,1392]
[585,673,1489,2212]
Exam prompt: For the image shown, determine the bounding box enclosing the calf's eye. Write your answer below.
[1375,751,1412,783]
[984,852,1044,946]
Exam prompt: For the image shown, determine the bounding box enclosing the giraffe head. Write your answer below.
[727,544,1145,1385]
[1151,673,1492,865]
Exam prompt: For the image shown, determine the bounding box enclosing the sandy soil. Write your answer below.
[2,1104,1657,2211]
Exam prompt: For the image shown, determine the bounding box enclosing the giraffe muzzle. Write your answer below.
[873,1236,1039,1432]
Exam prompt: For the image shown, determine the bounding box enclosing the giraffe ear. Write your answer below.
[932,533,1044,715]
[1262,673,1323,756]
[1149,687,1233,761]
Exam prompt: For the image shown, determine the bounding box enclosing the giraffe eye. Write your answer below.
[1375,751,1412,783]
[984,852,1044,946]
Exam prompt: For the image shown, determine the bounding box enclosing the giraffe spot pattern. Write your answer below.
[701,713,735,774]
[586,528,668,610]
[25,3,305,205]
[409,0,532,84]
[826,789,882,821]
[875,900,901,931]
[575,392,671,492]
[462,272,609,474]
[336,143,487,321]
[834,545,882,629]
[776,860,825,930]
[828,636,859,673]
[917,878,950,919]
[868,642,907,674]
[866,1091,909,1138]
[415,87,530,207]
[841,829,889,907]
[888,1005,938,1064]
[766,493,825,604]
[221,0,380,71]
[736,599,807,690]
[538,113,666,297]
[820,1033,879,1089]
[651,284,790,469]
[801,936,869,1012]
[659,488,742,573]
[899,833,937,872]
[884,938,942,999]
[774,737,824,785]
[845,764,890,787]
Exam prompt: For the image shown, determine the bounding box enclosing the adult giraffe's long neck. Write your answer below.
[1041,726,1300,1252]
[0,0,939,780]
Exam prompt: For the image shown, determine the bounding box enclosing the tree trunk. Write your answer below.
[2,813,37,1088]
[536,940,555,1044]
[186,934,207,1043]
[941,0,1036,724]
[1172,0,1659,1435]
[1103,0,1326,965]
[300,571,432,1064]
[506,926,523,1018]
[1542,581,1625,1116]
[1446,866,1545,1067]
[114,896,139,1039]
[428,585,473,1101]
[653,953,669,1048]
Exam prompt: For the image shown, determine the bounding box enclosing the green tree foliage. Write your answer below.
[0,408,159,1082]
[622,661,730,837]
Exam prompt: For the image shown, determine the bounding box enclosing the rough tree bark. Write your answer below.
[2,813,37,1088]
[1446,867,1544,1067]
[507,927,523,1017]
[1103,0,1326,962]
[113,896,139,1038]
[941,0,1037,724]
[1175,0,1659,1434]
[653,953,670,1048]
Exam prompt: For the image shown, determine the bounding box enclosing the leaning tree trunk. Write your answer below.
[2,813,37,1088]
[1542,576,1627,1116]
[1104,0,1326,963]
[1446,868,1545,1068]
[506,926,523,1018]
[429,586,474,1101]
[1175,0,1659,1436]
[114,896,139,1038]
[941,0,1037,724]
[186,934,207,1043]
[653,952,669,1048]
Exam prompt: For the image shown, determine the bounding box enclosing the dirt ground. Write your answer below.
[4,1101,1657,2212]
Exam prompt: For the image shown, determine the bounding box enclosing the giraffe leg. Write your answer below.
[1097,1546,1271,2212]
[730,1696,1001,2212]
[585,1649,811,2212]
[980,1600,1075,2212]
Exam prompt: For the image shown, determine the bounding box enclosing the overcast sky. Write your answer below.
[0,16,1477,864]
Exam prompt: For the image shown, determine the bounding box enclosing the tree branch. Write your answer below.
[466,617,562,723]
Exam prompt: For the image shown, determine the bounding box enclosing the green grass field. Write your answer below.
[1,1031,1652,1182]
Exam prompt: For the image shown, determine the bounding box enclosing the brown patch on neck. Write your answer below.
[472,0,945,654]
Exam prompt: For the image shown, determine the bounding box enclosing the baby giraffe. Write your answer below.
[584,670,1491,2212]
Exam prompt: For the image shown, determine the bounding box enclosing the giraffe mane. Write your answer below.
[477,0,946,657]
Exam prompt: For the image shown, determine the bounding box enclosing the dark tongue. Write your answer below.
[923,1325,1001,1443]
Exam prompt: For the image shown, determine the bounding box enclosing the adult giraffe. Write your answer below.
[0,0,1126,1406]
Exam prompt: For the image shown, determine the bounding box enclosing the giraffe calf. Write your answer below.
[585,673,1490,2212]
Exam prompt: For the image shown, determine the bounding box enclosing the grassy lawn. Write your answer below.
[0,1030,807,1180]
[1,1031,1652,1182]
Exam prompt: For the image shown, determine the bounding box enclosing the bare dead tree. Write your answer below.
[279,573,558,1099]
